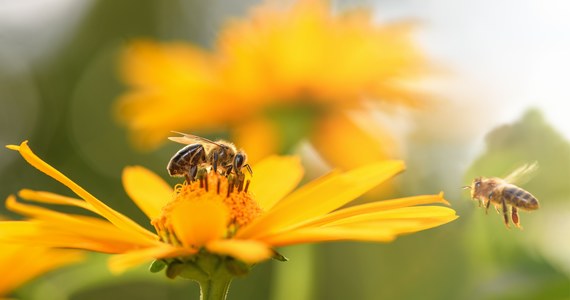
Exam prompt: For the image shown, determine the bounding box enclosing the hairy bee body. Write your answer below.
[465,162,540,228]
[167,132,251,183]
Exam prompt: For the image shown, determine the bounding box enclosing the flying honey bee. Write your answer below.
[167,132,252,183]
[464,162,540,228]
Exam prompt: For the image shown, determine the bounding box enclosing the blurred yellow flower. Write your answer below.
[0,243,83,296]
[3,141,456,277]
[217,1,425,107]
[116,0,429,167]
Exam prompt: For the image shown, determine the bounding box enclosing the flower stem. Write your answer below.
[178,254,236,300]
[199,274,233,300]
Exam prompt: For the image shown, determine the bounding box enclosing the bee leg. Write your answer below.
[511,207,521,229]
[484,197,491,214]
[187,165,198,183]
[501,197,510,228]
[224,165,233,176]
[212,151,219,173]
[244,164,253,176]
[236,173,246,192]
[226,165,242,188]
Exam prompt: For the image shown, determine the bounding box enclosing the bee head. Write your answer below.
[233,151,248,173]
[463,177,482,200]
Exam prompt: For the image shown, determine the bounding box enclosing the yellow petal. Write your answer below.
[18,189,95,213]
[8,141,156,240]
[261,213,457,247]
[303,193,450,227]
[206,239,272,264]
[260,226,396,246]
[170,200,229,248]
[122,166,173,220]
[0,220,155,254]
[238,160,405,239]
[6,194,85,223]
[249,156,304,211]
[4,195,159,251]
[0,221,108,251]
[108,245,194,274]
[320,206,457,227]
[6,195,156,243]
[260,205,458,247]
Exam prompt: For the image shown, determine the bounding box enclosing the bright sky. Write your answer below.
[0,0,93,60]
[377,0,570,140]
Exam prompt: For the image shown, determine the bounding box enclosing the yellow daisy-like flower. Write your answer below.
[217,1,425,107]
[116,0,429,167]
[0,243,83,297]
[2,141,456,295]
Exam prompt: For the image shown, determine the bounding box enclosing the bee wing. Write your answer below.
[504,161,539,185]
[168,132,221,151]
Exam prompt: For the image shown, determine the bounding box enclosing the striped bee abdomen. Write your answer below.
[503,185,539,210]
[167,143,206,176]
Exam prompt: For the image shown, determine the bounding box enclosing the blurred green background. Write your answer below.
[1,0,569,299]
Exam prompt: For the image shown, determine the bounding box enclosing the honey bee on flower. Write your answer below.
[167,132,252,186]
[2,141,457,298]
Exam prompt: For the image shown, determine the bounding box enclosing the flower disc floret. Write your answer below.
[152,172,263,248]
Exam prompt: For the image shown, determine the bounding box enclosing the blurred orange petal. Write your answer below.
[232,117,280,164]
[0,244,83,296]
[311,111,399,169]
[206,239,272,264]
[108,245,194,274]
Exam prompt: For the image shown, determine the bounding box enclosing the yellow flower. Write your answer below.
[2,141,456,276]
[115,1,429,167]
[0,243,83,296]
[217,1,425,107]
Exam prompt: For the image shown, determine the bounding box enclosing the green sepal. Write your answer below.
[272,250,289,262]
[225,258,251,277]
[149,259,167,273]
[166,261,185,279]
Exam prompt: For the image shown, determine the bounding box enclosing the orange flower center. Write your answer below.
[151,172,262,246]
